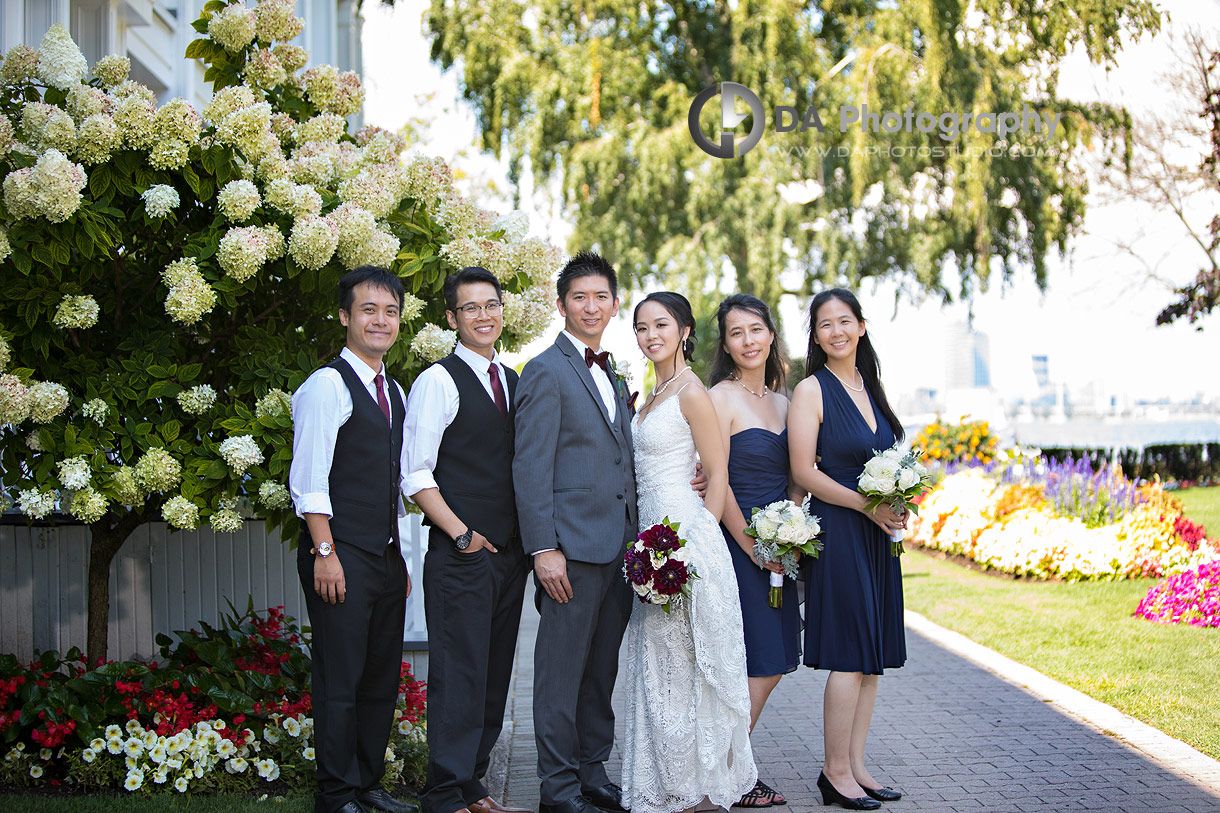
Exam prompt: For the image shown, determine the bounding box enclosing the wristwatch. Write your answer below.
[454,528,473,551]
[314,541,335,557]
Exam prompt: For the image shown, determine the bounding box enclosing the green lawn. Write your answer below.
[902,549,1220,759]
[1176,485,1220,534]
[0,795,311,811]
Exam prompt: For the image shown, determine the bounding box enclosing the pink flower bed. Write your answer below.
[1134,561,1220,627]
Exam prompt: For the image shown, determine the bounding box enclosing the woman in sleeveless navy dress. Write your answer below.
[789,289,907,811]
[708,295,801,809]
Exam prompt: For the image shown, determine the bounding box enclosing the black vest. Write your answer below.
[429,354,519,547]
[303,356,405,554]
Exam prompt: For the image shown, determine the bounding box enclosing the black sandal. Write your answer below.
[734,779,786,808]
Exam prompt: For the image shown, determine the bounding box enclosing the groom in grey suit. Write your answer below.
[513,252,636,813]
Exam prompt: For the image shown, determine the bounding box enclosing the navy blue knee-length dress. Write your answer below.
[722,428,801,678]
[802,367,906,674]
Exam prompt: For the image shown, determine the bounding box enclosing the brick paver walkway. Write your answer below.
[491,584,1220,812]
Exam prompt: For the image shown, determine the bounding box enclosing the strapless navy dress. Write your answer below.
[722,427,801,677]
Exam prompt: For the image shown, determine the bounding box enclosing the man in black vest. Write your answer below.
[404,266,532,813]
[290,266,418,813]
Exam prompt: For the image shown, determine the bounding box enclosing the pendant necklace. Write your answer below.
[826,365,864,392]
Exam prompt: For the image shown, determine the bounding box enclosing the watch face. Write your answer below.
[455,531,472,550]
[317,541,334,556]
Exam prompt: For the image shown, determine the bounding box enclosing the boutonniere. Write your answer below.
[609,354,633,387]
[608,355,639,413]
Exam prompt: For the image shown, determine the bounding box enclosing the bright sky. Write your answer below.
[362,0,1220,402]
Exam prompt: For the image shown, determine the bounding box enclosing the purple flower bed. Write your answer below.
[1134,561,1220,628]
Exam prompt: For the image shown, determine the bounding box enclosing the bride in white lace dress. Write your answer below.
[621,293,757,813]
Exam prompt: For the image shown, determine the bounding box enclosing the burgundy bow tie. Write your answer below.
[584,347,610,373]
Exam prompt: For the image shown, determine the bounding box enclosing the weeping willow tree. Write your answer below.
[425,0,1162,318]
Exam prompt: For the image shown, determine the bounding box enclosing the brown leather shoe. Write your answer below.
[469,797,534,813]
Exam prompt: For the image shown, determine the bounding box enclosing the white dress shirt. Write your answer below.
[403,341,511,501]
[561,330,616,422]
[289,346,408,528]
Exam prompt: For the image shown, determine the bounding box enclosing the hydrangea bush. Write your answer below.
[0,604,428,794]
[0,0,561,663]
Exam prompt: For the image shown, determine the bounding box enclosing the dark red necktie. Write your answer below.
[374,373,391,425]
[488,363,507,418]
[585,347,610,373]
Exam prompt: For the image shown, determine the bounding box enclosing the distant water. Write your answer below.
[1009,420,1220,449]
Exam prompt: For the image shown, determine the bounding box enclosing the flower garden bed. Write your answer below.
[0,603,427,796]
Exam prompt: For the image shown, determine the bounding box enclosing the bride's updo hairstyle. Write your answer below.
[804,288,903,441]
[634,291,697,362]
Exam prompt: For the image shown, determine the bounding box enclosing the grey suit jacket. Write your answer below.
[513,334,637,564]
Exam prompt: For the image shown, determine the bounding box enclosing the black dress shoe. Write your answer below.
[861,786,901,803]
[538,797,603,813]
[335,803,369,813]
[581,783,627,813]
[817,773,881,811]
[357,788,419,813]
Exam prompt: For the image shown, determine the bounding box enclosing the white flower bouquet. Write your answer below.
[745,499,822,607]
[858,444,933,555]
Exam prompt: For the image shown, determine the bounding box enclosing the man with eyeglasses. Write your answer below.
[404,266,532,813]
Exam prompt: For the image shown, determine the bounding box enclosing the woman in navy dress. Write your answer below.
[789,289,907,811]
[708,294,802,809]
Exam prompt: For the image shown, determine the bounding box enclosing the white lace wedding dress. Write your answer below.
[621,391,757,813]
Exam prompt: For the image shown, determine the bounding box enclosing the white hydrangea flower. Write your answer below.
[153,98,202,144]
[0,227,10,264]
[177,384,217,415]
[75,113,120,164]
[69,487,107,524]
[208,2,257,53]
[111,85,157,150]
[135,447,181,492]
[217,226,270,282]
[400,293,425,322]
[0,374,31,424]
[202,85,256,127]
[28,381,70,423]
[219,435,263,475]
[162,259,217,324]
[22,102,77,153]
[161,495,199,530]
[1,46,39,85]
[92,55,130,88]
[218,179,262,222]
[245,48,286,88]
[37,24,88,90]
[141,184,179,218]
[25,431,43,451]
[337,165,399,218]
[18,488,57,520]
[3,149,87,223]
[57,456,91,489]
[273,44,308,73]
[255,389,291,420]
[262,225,285,262]
[501,289,554,348]
[53,295,100,329]
[216,102,274,159]
[288,214,338,270]
[111,466,144,506]
[255,0,305,42]
[410,323,457,363]
[258,481,291,510]
[210,504,244,533]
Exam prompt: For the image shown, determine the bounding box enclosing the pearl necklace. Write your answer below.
[731,373,768,398]
[826,365,864,392]
[652,366,688,398]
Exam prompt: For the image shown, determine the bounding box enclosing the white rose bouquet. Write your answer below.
[745,498,822,608]
[858,444,932,555]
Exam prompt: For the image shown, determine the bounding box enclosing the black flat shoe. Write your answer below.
[817,773,881,811]
[862,786,901,803]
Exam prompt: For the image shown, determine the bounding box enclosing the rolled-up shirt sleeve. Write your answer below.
[403,365,459,500]
[290,370,346,518]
